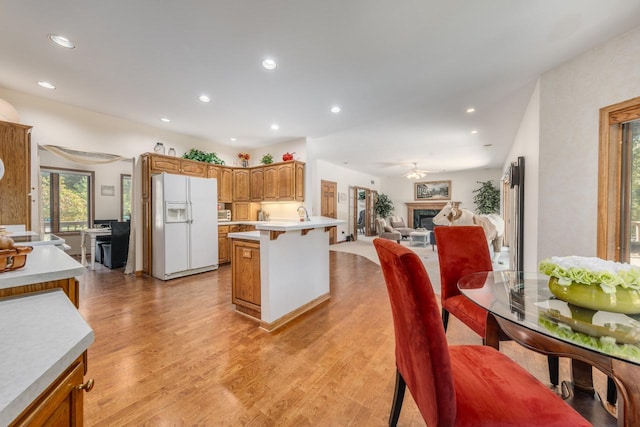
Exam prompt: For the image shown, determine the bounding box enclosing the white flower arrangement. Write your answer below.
[538,256,640,294]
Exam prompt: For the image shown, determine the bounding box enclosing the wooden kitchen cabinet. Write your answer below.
[250,167,264,201]
[219,168,233,202]
[218,225,231,264]
[232,239,261,319]
[263,161,305,201]
[233,168,250,201]
[0,120,32,229]
[10,356,90,427]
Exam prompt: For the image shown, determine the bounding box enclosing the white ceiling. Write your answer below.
[1,1,640,177]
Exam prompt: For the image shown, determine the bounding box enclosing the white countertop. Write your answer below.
[0,246,85,290]
[254,216,345,231]
[228,231,261,241]
[0,289,94,425]
[7,231,66,247]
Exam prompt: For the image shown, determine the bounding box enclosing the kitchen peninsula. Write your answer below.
[229,216,345,331]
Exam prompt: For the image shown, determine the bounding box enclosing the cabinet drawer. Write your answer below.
[218,225,230,234]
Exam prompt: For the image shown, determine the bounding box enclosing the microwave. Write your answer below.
[218,210,232,222]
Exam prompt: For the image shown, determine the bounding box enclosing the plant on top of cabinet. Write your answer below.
[260,153,274,164]
[182,148,225,165]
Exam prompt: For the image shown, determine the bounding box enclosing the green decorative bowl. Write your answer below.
[548,276,640,314]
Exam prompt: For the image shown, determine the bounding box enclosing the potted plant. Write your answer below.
[473,180,500,214]
[182,148,225,165]
[374,193,394,218]
[260,153,274,164]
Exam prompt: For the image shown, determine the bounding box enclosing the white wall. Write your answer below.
[502,80,540,271]
[380,169,502,221]
[537,25,640,261]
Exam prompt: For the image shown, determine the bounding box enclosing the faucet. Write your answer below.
[297,204,311,222]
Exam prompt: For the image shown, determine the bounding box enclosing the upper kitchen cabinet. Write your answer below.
[146,153,207,177]
[219,168,233,202]
[264,161,305,201]
[0,120,32,229]
[233,168,250,201]
[250,167,264,201]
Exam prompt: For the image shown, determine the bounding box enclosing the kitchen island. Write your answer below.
[229,216,345,331]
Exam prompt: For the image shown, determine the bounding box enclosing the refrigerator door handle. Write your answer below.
[188,201,194,223]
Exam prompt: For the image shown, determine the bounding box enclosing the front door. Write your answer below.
[321,180,338,244]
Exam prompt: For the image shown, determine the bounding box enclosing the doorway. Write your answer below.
[351,186,378,240]
[321,180,337,244]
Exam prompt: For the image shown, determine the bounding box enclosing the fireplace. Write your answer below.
[405,202,446,229]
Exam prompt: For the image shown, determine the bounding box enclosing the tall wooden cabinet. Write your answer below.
[0,120,32,229]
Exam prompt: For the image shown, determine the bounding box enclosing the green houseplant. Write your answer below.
[374,193,394,218]
[473,180,500,214]
[260,153,274,164]
[182,148,225,165]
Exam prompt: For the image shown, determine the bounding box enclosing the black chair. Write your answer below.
[93,219,117,263]
[101,221,130,269]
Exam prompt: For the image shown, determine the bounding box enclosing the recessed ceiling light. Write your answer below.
[37,81,55,89]
[48,34,75,49]
[262,58,277,70]
[160,117,171,123]
[483,144,493,147]
[230,138,237,142]
[330,106,341,113]
[471,130,478,134]
[198,95,211,103]
[466,107,476,113]
[270,123,279,130]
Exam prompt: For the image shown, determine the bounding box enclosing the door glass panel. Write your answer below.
[623,119,640,265]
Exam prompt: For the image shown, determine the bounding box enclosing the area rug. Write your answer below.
[330,236,443,294]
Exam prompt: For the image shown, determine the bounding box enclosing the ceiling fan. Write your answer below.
[402,162,430,179]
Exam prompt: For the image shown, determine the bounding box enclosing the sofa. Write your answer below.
[388,216,414,239]
[375,218,401,243]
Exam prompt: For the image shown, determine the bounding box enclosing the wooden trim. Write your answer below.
[405,202,447,228]
[270,230,285,240]
[259,293,331,333]
[598,96,640,260]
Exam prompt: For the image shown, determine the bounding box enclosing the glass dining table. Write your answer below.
[458,271,640,427]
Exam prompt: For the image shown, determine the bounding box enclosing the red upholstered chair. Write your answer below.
[373,238,590,427]
[435,225,559,386]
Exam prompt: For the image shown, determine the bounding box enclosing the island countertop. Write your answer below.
[254,216,345,231]
[0,246,85,290]
[0,289,94,425]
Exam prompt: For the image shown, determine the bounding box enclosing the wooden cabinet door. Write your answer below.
[263,166,278,200]
[207,165,221,201]
[295,162,305,201]
[180,159,207,177]
[0,121,32,229]
[233,169,250,201]
[250,167,264,201]
[11,358,86,426]
[232,240,261,307]
[149,154,180,173]
[219,168,233,202]
[233,202,250,221]
[277,163,295,200]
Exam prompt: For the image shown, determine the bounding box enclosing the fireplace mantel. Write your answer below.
[405,202,447,228]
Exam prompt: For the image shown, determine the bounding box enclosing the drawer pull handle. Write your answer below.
[77,378,95,392]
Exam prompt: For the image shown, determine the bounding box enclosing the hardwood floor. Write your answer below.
[78,252,607,426]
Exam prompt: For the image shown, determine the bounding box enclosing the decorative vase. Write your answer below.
[154,142,165,155]
[242,159,248,168]
[548,276,640,314]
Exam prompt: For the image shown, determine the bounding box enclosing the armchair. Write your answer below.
[375,218,401,243]
[387,216,413,239]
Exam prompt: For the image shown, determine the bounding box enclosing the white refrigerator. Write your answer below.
[152,173,218,280]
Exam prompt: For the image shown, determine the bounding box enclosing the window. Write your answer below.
[41,168,93,233]
[121,174,131,221]
[597,96,640,262]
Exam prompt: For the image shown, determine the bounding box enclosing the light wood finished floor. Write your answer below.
[78,251,606,426]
